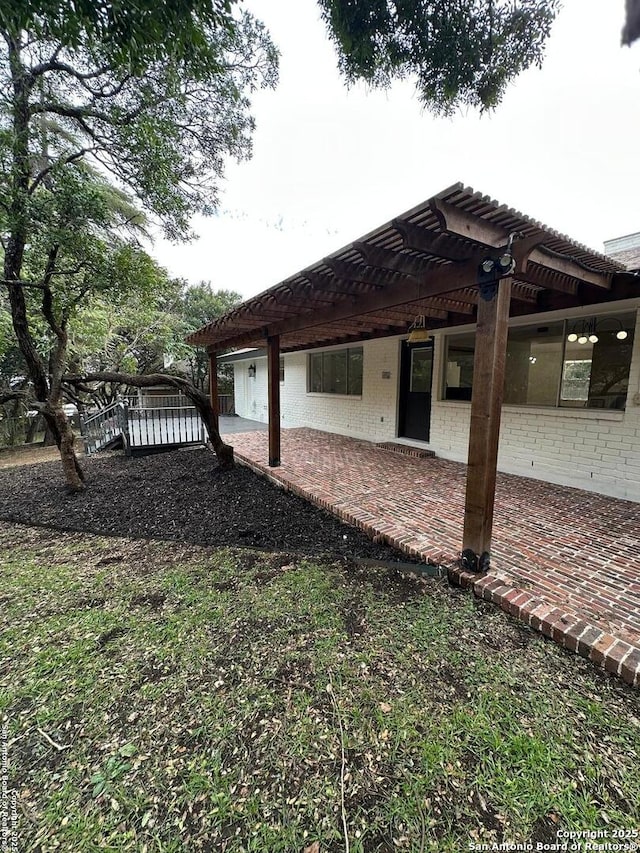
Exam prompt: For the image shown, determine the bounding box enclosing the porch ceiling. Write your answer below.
[187,182,637,354]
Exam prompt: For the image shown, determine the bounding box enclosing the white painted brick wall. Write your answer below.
[230,306,640,502]
[233,361,268,421]
[235,339,401,442]
[428,308,640,501]
[289,339,401,441]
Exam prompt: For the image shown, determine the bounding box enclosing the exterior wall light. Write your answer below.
[477,245,516,300]
[478,252,515,278]
[248,363,256,378]
[497,252,515,273]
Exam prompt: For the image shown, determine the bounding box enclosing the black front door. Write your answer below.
[399,341,434,441]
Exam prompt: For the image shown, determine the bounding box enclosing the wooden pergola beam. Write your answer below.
[353,241,444,275]
[525,249,612,289]
[303,272,383,296]
[393,219,472,261]
[462,276,512,564]
[510,282,539,304]
[267,335,280,467]
[432,199,612,290]
[431,198,512,248]
[325,258,416,289]
[412,297,474,315]
[266,290,335,308]
[197,257,483,351]
[208,351,219,430]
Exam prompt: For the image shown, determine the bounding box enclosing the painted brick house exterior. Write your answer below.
[226,293,640,502]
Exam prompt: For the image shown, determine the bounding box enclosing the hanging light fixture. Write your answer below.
[566,317,628,345]
[408,315,431,343]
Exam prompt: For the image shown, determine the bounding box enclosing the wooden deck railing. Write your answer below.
[80,392,236,456]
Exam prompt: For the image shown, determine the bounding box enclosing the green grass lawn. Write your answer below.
[1,521,639,852]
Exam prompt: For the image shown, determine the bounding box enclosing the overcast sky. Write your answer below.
[151,0,640,299]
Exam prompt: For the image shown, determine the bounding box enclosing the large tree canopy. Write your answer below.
[318,0,561,113]
[623,0,640,46]
[0,0,242,71]
[0,2,277,489]
[172,282,241,391]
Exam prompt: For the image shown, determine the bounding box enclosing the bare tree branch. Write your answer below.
[0,390,33,406]
[29,146,98,195]
[30,59,113,81]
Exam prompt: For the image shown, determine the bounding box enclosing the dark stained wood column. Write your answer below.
[267,335,281,467]
[208,350,219,433]
[462,276,512,562]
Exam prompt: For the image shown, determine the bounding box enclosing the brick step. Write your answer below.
[376,442,435,459]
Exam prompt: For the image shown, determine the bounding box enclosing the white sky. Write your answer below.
[151,0,640,300]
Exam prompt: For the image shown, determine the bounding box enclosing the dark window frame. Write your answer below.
[443,312,636,410]
[307,347,364,396]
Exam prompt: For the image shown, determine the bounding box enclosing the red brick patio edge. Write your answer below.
[234,451,640,689]
[447,566,640,688]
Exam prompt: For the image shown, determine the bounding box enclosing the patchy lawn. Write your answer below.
[2,522,639,852]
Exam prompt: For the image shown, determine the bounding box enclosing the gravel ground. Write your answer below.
[0,447,415,561]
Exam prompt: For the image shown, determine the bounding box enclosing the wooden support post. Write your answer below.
[462,276,512,564]
[208,350,219,433]
[267,335,281,467]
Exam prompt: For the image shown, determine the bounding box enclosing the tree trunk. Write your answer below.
[66,371,234,469]
[3,37,84,491]
[43,406,85,490]
[25,413,41,444]
[43,422,57,446]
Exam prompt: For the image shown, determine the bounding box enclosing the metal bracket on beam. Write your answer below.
[460,549,490,573]
[477,243,516,300]
[478,280,498,302]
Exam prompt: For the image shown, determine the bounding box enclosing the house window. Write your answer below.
[561,322,635,409]
[443,312,635,410]
[561,359,591,402]
[443,332,475,400]
[308,347,363,395]
[504,322,564,406]
[279,357,285,383]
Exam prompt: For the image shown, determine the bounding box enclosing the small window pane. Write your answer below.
[323,351,347,394]
[444,333,475,400]
[310,353,322,392]
[561,350,592,403]
[560,314,635,409]
[504,322,564,406]
[586,326,634,409]
[348,348,363,395]
[410,347,433,393]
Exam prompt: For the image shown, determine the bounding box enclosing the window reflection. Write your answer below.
[443,312,636,410]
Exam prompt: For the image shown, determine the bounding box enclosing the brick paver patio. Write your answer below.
[229,427,640,688]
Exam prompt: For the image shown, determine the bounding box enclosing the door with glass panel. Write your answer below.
[399,342,434,441]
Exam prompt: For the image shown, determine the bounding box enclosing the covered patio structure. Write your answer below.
[228,426,640,688]
[188,183,638,570]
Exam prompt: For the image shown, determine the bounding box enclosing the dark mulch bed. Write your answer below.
[0,447,416,561]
